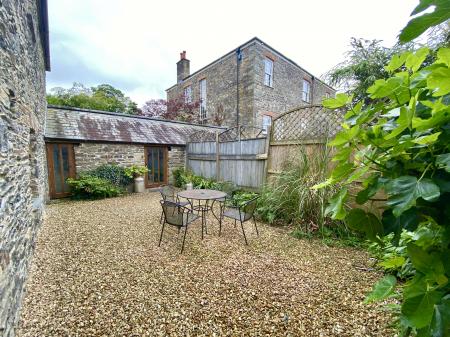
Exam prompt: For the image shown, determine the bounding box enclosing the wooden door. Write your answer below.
[145,146,168,187]
[46,143,76,198]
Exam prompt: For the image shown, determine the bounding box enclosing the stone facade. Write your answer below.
[166,37,335,128]
[72,142,185,185]
[0,1,49,336]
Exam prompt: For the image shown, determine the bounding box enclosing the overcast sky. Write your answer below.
[47,0,419,106]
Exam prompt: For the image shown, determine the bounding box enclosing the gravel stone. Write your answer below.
[17,191,393,336]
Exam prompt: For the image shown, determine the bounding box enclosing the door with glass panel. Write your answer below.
[145,146,168,187]
[46,143,76,198]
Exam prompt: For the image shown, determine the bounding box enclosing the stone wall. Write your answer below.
[166,42,256,128]
[252,42,336,126]
[0,1,48,336]
[166,39,336,129]
[73,142,185,185]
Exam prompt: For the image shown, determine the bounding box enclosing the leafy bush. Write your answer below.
[317,46,450,335]
[86,164,132,187]
[257,146,341,233]
[67,175,123,199]
[124,165,148,178]
[172,167,186,188]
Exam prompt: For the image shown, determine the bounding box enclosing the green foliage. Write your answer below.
[317,46,450,335]
[364,275,397,304]
[86,164,133,187]
[47,82,139,114]
[399,0,450,43]
[124,165,148,178]
[257,146,346,236]
[67,175,123,199]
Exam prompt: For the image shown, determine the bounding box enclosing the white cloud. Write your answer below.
[47,0,419,105]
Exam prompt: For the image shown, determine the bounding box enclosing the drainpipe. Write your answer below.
[236,47,242,126]
[311,76,315,104]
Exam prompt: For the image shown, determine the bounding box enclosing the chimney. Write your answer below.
[177,50,190,83]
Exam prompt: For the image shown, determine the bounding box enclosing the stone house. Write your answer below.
[0,0,50,336]
[44,106,222,198]
[166,37,335,130]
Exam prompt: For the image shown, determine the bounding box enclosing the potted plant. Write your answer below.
[124,165,149,193]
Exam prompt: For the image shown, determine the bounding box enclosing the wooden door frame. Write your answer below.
[144,145,168,188]
[46,143,76,198]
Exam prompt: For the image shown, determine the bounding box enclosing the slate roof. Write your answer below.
[45,106,223,145]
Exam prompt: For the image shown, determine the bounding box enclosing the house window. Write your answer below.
[199,79,207,122]
[302,80,311,103]
[184,85,192,103]
[262,115,272,134]
[264,58,273,87]
[325,92,331,99]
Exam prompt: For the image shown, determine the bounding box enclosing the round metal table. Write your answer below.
[177,189,226,239]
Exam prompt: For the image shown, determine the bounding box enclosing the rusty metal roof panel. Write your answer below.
[45,106,223,145]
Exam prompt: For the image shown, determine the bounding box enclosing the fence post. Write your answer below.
[263,125,272,185]
[215,131,220,181]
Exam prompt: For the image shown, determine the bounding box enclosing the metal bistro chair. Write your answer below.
[216,182,236,222]
[159,185,190,223]
[221,196,259,244]
[159,200,199,253]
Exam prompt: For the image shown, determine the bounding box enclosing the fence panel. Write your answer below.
[186,129,267,189]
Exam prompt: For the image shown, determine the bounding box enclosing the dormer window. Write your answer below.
[264,58,273,87]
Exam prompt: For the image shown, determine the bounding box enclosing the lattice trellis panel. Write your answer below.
[219,126,265,142]
[271,105,343,142]
[188,130,217,142]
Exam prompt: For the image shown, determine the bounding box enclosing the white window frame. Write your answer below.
[264,58,273,87]
[184,85,192,103]
[199,79,207,122]
[262,115,272,135]
[302,79,311,103]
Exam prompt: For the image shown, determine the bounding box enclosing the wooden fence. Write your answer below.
[186,105,343,189]
[186,126,268,189]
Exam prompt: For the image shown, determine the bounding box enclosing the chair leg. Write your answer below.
[234,219,237,228]
[219,212,222,236]
[159,210,164,224]
[177,227,181,235]
[253,215,259,236]
[158,221,166,247]
[240,219,248,245]
[181,225,188,254]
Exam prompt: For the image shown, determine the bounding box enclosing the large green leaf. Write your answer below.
[428,67,450,96]
[436,154,450,172]
[385,52,411,73]
[413,132,441,145]
[405,47,430,72]
[378,256,406,270]
[322,93,351,108]
[385,107,413,140]
[364,275,397,303]
[399,0,450,43]
[402,289,444,329]
[436,48,450,67]
[328,125,360,146]
[386,176,440,216]
[345,208,383,241]
[429,295,450,337]
[407,244,447,284]
[325,188,348,220]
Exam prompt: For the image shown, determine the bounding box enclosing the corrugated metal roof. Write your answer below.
[45,106,223,145]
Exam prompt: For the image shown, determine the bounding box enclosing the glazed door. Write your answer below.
[46,143,76,198]
[145,146,168,187]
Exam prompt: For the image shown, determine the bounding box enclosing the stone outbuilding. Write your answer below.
[44,106,223,199]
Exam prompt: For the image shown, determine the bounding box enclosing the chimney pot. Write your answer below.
[177,51,190,82]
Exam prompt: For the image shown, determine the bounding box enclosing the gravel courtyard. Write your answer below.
[17,192,392,336]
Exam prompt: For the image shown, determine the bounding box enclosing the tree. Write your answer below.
[325,38,414,103]
[139,96,200,123]
[46,83,139,114]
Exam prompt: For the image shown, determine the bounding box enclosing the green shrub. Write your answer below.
[257,146,341,233]
[172,167,186,187]
[317,46,450,335]
[67,175,123,199]
[86,164,132,187]
[124,165,148,178]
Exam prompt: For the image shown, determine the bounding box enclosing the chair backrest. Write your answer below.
[160,200,184,227]
[221,182,236,197]
[241,196,259,221]
[159,185,176,202]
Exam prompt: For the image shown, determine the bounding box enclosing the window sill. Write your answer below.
[264,84,274,89]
